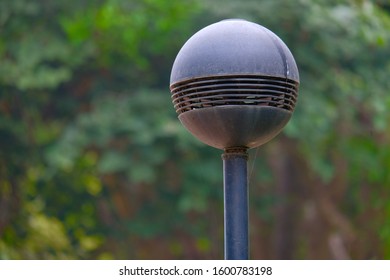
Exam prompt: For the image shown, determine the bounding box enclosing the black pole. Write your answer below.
[222,147,249,260]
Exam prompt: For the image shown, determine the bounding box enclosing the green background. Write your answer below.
[1,0,390,259]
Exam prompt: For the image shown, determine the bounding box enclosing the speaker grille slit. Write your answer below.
[170,75,299,115]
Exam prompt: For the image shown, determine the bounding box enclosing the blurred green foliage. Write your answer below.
[1,0,390,259]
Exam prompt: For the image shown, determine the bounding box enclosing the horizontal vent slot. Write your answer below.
[170,75,299,115]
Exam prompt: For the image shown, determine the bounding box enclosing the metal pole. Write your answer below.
[222,147,249,260]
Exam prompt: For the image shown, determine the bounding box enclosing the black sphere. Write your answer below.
[170,19,299,150]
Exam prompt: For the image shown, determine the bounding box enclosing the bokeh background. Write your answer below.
[1,0,390,259]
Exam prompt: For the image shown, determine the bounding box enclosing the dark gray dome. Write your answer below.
[170,19,299,84]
